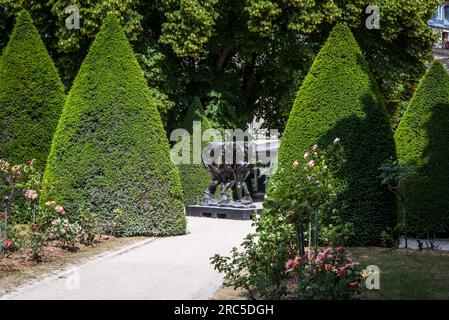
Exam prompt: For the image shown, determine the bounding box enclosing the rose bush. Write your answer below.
[211,140,364,300]
[47,217,81,250]
[285,247,363,300]
[1,159,101,258]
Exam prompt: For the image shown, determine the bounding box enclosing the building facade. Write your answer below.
[429,0,449,49]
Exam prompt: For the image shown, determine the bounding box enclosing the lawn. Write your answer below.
[353,247,449,300]
[213,247,449,300]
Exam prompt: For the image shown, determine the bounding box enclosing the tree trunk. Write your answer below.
[216,45,233,71]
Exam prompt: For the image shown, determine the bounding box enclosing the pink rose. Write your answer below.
[336,247,345,254]
[324,248,332,255]
[293,256,302,266]
[350,281,359,287]
[5,239,12,249]
[315,256,324,265]
[324,264,333,271]
[24,189,39,201]
[285,259,295,270]
[55,205,65,214]
[307,160,315,168]
[338,267,347,277]
[344,263,355,269]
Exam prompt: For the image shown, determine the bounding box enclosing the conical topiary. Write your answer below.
[0,10,65,168]
[42,16,186,236]
[395,60,449,236]
[177,99,220,205]
[273,24,396,245]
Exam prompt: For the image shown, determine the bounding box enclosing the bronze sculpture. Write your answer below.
[202,141,255,206]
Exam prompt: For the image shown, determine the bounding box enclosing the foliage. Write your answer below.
[47,218,81,250]
[274,23,396,245]
[42,16,186,237]
[379,158,417,191]
[319,210,355,247]
[0,0,438,129]
[212,140,343,299]
[394,60,449,237]
[76,208,97,245]
[268,141,341,257]
[211,213,295,300]
[0,10,65,169]
[271,142,341,225]
[0,159,42,221]
[10,223,46,261]
[285,247,364,300]
[378,158,417,244]
[0,158,47,259]
[177,100,220,205]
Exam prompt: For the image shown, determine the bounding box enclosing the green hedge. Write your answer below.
[42,16,186,236]
[177,100,217,205]
[273,24,396,245]
[395,60,449,236]
[0,10,65,168]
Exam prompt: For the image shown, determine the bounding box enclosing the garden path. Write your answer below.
[0,217,253,300]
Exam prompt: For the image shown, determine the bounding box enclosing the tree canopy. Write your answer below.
[0,0,439,130]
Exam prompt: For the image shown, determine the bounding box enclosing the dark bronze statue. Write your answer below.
[202,141,255,206]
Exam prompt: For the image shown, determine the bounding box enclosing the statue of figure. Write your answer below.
[234,162,253,204]
[202,162,221,205]
[201,141,255,206]
[218,163,236,204]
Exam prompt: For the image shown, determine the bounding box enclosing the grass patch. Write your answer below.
[213,247,449,300]
[353,247,449,300]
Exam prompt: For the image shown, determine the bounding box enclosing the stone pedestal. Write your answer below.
[185,203,262,220]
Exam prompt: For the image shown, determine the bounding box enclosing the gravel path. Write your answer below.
[0,217,253,300]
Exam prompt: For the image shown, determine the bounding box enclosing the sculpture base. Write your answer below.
[185,204,262,220]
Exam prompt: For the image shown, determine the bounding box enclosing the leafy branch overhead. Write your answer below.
[0,0,439,129]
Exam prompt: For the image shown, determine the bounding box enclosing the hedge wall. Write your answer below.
[42,16,186,236]
[395,60,449,236]
[273,24,396,245]
[0,10,65,168]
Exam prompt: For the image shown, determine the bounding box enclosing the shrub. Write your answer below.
[11,223,46,261]
[177,100,219,205]
[272,24,396,245]
[285,247,363,300]
[395,60,449,236]
[0,10,65,169]
[211,213,296,300]
[212,140,342,299]
[42,16,186,236]
[0,159,43,225]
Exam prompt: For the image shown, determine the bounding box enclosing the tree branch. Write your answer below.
[216,44,233,71]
